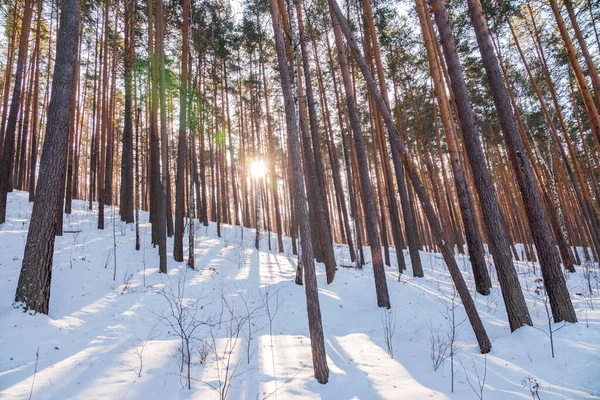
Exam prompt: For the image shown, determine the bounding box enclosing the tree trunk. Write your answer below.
[0,0,33,223]
[330,4,391,308]
[466,0,576,323]
[329,0,491,352]
[295,0,337,283]
[430,0,532,330]
[549,0,600,149]
[15,0,80,314]
[28,2,43,202]
[416,0,491,294]
[120,0,135,223]
[563,0,600,109]
[149,0,167,271]
[269,0,329,383]
[174,0,189,262]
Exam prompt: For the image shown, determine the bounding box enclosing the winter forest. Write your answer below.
[0,0,599,397]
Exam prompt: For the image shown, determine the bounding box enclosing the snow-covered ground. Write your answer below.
[0,190,598,399]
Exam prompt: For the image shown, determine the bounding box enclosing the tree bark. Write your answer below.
[467,0,576,323]
[416,0,491,294]
[174,0,189,262]
[430,0,532,330]
[0,0,33,223]
[28,2,43,202]
[295,0,337,283]
[329,0,491,352]
[330,4,391,308]
[120,0,135,223]
[14,0,80,314]
[269,0,329,383]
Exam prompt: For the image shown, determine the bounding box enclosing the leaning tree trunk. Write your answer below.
[467,0,576,323]
[416,0,491,294]
[14,0,80,314]
[361,10,406,273]
[328,0,491,353]
[430,0,532,330]
[330,4,391,308]
[362,0,422,276]
[549,0,600,149]
[563,0,600,109]
[269,0,329,384]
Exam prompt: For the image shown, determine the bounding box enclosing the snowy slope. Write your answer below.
[0,190,598,399]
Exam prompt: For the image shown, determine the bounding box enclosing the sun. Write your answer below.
[250,160,266,178]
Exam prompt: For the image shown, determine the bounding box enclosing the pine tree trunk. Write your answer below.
[329,0,491,352]
[261,62,284,253]
[430,0,532,329]
[28,2,43,202]
[360,8,406,273]
[295,0,337,283]
[326,34,363,266]
[120,0,135,223]
[467,0,576,323]
[0,0,33,223]
[14,0,79,314]
[269,0,329,383]
[173,0,189,262]
[0,6,17,148]
[549,0,600,149]
[416,0,491,294]
[391,83,423,276]
[526,5,600,261]
[563,0,600,109]
[64,30,82,215]
[330,4,391,308]
[225,65,240,227]
[103,8,118,209]
[89,18,100,210]
[148,0,167,271]
[314,38,355,260]
[97,0,110,230]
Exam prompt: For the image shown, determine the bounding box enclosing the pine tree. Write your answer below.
[15,0,80,314]
[269,0,329,383]
[430,0,532,330]
[466,0,576,323]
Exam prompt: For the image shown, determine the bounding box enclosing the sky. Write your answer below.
[230,0,244,22]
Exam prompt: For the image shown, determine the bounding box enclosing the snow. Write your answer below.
[0,190,598,399]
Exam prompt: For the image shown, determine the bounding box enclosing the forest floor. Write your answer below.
[0,190,599,399]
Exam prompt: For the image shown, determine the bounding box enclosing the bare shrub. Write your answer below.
[381,309,396,358]
[127,325,156,378]
[438,285,465,393]
[153,270,213,389]
[460,355,487,399]
[532,279,567,358]
[121,271,134,295]
[261,286,282,348]
[205,295,249,399]
[427,321,450,371]
[521,375,541,400]
[197,341,209,365]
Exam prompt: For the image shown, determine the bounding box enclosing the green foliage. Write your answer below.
[214,128,226,147]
